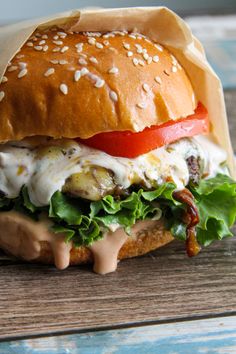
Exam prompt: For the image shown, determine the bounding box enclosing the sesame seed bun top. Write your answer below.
[0,29,196,142]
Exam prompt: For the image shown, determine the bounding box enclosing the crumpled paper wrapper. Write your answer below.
[0,7,235,176]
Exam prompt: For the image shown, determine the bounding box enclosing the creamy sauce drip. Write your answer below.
[0,212,72,270]
[0,212,155,274]
[90,230,128,274]
[0,135,227,206]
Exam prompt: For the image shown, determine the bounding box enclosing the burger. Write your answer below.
[0,25,235,274]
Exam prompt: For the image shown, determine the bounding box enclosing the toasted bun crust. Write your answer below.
[0,29,196,143]
[37,220,174,266]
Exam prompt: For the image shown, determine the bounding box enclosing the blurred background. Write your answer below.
[0,0,236,89]
[1,0,236,23]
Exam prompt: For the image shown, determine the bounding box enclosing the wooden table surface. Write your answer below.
[0,90,235,348]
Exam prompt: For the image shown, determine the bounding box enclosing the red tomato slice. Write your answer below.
[77,102,209,158]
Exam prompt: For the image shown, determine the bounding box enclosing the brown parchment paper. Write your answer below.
[0,7,235,176]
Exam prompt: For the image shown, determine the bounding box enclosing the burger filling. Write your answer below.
[0,134,235,256]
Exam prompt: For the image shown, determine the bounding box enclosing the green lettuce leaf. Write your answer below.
[22,186,37,213]
[0,174,235,250]
[190,174,236,246]
[49,191,83,225]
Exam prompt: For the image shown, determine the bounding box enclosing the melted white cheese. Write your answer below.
[0,135,228,206]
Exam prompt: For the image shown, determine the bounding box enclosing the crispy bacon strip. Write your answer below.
[173,188,201,257]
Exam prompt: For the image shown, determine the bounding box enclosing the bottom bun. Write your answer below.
[0,211,173,273]
[38,222,174,265]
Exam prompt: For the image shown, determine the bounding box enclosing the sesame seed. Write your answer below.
[133,58,139,66]
[123,43,130,50]
[143,49,147,54]
[33,38,38,42]
[171,55,178,65]
[127,51,133,57]
[154,44,163,52]
[81,67,89,76]
[18,68,28,78]
[53,35,59,40]
[136,47,143,54]
[74,70,81,82]
[50,60,59,64]
[19,62,27,69]
[57,31,67,38]
[96,42,103,49]
[39,40,46,45]
[171,66,177,73]
[129,34,136,39]
[0,91,5,102]
[44,68,55,77]
[78,58,87,66]
[153,55,159,63]
[8,66,18,72]
[42,34,48,39]
[34,46,43,51]
[53,47,60,52]
[1,76,8,83]
[109,90,118,102]
[75,43,83,48]
[147,57,153,65]
[53,41,63,46]
[155,76,162,84]
[75,43,84,52]
[139,60,145,66]
[135,44,142,50]
[103,33,115,38]
[35,32,42,38]
[61,46,69,53]
[89,57,98,64]
[88,73,98,81]
[137,102,146,109]
[60,84,68,95]
[142,83,150,93]
[88,38,96,45]
[112,30,126,36]
[16,54,25,59]
[43,45,49,52]
[143,53,149,61]
[95,78,105,88]
[103,40,110,46]
[108,67,119,74]
[80,53,87,58]
[85,31,102,37]
[59,60,68,65]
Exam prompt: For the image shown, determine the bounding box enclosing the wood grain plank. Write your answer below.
[1,316,236,354]
[0,231,236,340]
[0,90,235,340]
